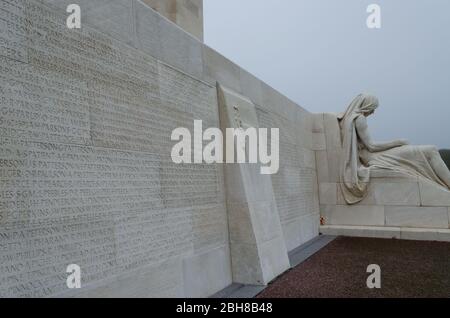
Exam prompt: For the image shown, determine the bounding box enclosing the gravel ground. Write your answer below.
[257,236,450,298]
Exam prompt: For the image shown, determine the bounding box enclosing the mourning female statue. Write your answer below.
[339,94,450,204]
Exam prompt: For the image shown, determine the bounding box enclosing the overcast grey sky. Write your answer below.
[204,0,450,148]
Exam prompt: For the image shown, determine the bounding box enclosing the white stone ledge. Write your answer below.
[320,225,450,242]
[320,225,401,239]
[385,206,449,229]
[320,205,385,226]
[419,180,450,206]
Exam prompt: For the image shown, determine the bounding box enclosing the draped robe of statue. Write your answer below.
[338,94,450,205]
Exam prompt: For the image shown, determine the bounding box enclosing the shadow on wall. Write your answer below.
[439,149,450,170]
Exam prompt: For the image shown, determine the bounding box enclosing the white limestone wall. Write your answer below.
[0,0,319,297]
[314,113,450,241]
[141,0,204,41]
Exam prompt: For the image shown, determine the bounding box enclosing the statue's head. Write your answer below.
[359,94,379,117]
[339,94,380,122]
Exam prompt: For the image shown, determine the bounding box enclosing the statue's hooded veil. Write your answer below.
[338,94,379,204]
[337,94,449,205]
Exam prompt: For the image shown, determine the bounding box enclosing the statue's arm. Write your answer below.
[355,116,407,152]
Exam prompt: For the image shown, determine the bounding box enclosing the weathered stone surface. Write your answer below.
[0,0,231,298]
[203,46,241,91]
[257,106,318,235]
[217,85,290,285]
[320,225,401,239]
[336,182,421,206]
[37,0,136,46]
[323,113,341,151]
[321,205,385,226]
[385,207,449,229]
[400,228,450,242]
[141,0,204,41]
[69,259,185,298]
[299,214,320,243]
[239,68,263,106]
[158,15,203,79]
[312,113,324,133]
[134,0,163,60]
[281,218,303,252]
[419,180,450,207]
[0,0,322,298]
[315,150,329,183]
[183,246,232,298]
[321,225,450,242]
[319,183,337,205]
[312,133,326,151]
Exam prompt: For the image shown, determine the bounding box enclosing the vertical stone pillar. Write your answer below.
[218,85,290,285]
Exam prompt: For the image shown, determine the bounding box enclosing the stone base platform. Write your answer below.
[320,225,450,242]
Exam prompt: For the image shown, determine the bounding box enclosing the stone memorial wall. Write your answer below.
[0,0,319,297]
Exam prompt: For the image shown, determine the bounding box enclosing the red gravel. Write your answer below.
[257,237,450,298]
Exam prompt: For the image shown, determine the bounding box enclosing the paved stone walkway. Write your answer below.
[257,237,450,298]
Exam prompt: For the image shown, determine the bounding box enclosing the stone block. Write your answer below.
[71,259,185,298]
[400,228,450,242]
[321,205,385,226]
[40,0,136,46]
[249,200,285,244]
[134,0,162,60]
[229,242,265,285]
[312,171,321,215]
[224,165,247,204]
[300,109,313,133]
[312,113,324,133]
[316,151,330,183]
[183,246,233,298]
[319,183,337,205]
[363,182,420,206]
[173,0,204,41]
[260,82,289,119]
[241,164,277,203]
[281,218,302,252]
[258,236,291,284]
[239,68,263,106]
[227,203,256,245]
[295,129,313,150]
[327,149,342,183]
[218,85,290,286]
[303,149,316,169]
[141,0,203,41]
[203,46,241,91]
[419,180,450,207]
[370,169,418,180]
[159,15,203,79]
[312,133,327,151]
[323,113,342,150]
[386,206,449,229]
[299,214,320,244]
[337,182,420,206]
[0,0,28,63]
